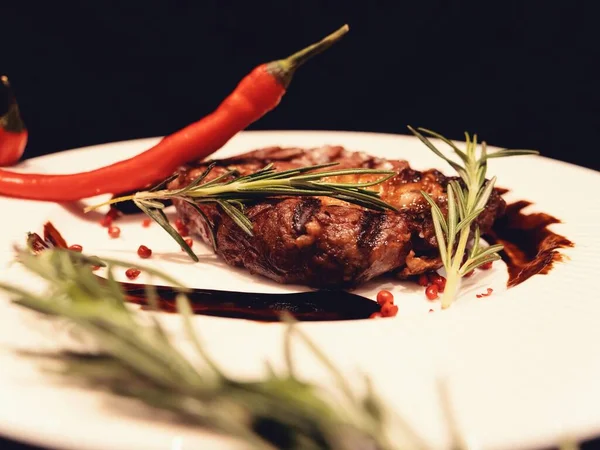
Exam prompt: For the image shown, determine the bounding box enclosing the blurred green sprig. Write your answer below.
[0,248,424,450]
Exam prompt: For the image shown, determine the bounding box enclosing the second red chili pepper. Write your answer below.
[0,76,28,167]
[0,25,349,202]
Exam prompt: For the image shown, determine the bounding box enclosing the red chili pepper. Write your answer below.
[0,26,349,201]
[0,76,28,167]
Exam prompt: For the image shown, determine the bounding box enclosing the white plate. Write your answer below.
[0,131,599,450]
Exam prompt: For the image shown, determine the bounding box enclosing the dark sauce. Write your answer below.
[485,200,574,287]
[120,282,379,322]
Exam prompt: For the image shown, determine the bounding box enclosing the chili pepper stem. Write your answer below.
[268,24,349,88]
[1,76,11,92]
[0,76,26,133]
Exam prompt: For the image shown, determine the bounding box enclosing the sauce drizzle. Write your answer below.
[486,200,574,287]
[120,283,379,322]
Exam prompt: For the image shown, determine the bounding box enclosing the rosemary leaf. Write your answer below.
[136,201,198,262]
[216,200,254,236]
[323,178,392,188]
[467,244,504,263]
[408,126,465,174]
[469,226,482,259]
[449,180,467,219]
[138,199,166,210]
[420,191,448,237]
[460,254,502,275]
[183,200,219,250]
[321,185,397,211]
[251,162,338,181]
[195,169,239,189]
[105,265,127,307]
[414,127,469,164]
[281,313,357,408]
[474,177,497,211]
[291,168,394,182]
[447,184,458,250]
[454,208,485,234]
[180,162,218,192]
[234,186,331,196]
[149,173,180,193]
[284,323,297,381]
[485,149,539,159]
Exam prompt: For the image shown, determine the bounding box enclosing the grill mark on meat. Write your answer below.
[292,198,322,236]
[357,211,385,250]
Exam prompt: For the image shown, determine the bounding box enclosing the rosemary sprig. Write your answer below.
[87,163,397,261]
[408,126,539,309]
[0,248,423,450]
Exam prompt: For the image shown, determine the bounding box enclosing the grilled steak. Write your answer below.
[168,146,506,288]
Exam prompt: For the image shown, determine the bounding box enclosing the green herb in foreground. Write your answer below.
[408,126,538,309]
[0,248,426,450]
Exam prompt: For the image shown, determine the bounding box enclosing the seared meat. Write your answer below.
[168,146,506,288]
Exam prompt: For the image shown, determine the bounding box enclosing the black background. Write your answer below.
[1,1,600,449]
[1,1,600,171]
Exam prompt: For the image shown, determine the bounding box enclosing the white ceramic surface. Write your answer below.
[0,131,598,450]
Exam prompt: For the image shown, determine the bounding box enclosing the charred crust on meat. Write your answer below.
[357,211,385,250]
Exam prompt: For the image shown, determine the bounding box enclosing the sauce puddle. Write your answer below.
[485,200,574,287]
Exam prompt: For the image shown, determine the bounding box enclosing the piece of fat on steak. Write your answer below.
[168,146,506,288]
